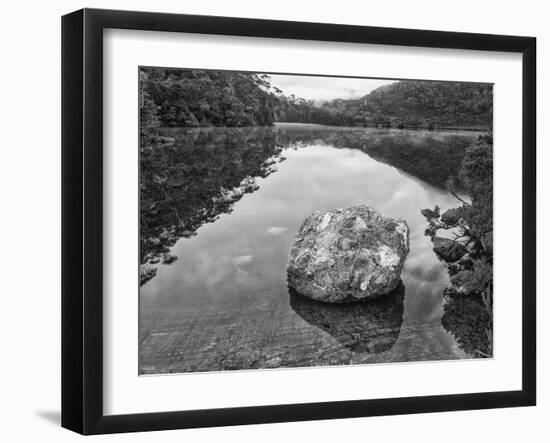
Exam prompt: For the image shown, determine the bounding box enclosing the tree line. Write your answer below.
[140,68,276,136]
[140,68,493,144]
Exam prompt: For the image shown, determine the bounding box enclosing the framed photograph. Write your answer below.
[62,8,536,435]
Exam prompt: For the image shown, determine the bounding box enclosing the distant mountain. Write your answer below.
[354,80,493,129]
[275,80,492,129]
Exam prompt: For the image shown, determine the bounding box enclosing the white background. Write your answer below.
[0,0,547,441]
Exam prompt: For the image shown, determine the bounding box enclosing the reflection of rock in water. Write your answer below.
[441,292,492,358]
[289,282,405,354]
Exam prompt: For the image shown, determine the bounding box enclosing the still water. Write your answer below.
[139,124,482,374]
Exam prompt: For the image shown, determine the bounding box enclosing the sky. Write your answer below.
[267,74,395,102]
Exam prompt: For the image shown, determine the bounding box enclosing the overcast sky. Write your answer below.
[267,74,395,102]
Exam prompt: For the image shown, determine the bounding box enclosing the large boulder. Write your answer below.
[287,205,409,303]
[433,237,467,262]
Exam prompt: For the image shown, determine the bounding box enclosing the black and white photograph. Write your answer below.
[138,68,494,374]
[0,0,545,439]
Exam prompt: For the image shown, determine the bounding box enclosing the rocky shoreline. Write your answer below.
[422,205,493,357]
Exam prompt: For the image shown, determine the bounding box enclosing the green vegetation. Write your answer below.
[422,134,493,357]
[275,80,492,129]
[140,67,277,131]
[139,68,493,138]
[274,96,356,126]
[458,135,494,240]
[354,81,493,129]
[139,70,161,147]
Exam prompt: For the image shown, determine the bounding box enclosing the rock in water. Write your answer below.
[287,205,409,303]
[433,237,467,262]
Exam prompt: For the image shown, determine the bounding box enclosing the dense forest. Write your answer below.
[140,68,276,133]
[139,68,493,142]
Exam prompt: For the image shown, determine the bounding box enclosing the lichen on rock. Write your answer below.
[287,205,409,303]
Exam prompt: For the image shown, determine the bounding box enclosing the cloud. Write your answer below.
[267,226,288,235]
[267,74,395,102]
[232,255,253,266]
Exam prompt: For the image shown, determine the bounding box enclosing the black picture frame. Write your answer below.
[61,8,536,435]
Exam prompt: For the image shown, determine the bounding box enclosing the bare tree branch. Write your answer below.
[451,190,471,207]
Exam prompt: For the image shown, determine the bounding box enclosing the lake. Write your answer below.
[139,123,486,374]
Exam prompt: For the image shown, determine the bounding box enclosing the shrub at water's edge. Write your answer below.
[422,134,493,357]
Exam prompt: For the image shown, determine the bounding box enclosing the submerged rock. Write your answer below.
[287,205,409,303]
[290,282,405,353]
[433,237,467,262]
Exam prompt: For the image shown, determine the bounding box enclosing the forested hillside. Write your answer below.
[140,67,277,129]
[276,81,493,129]
[140,68,493,137]
[354,81,493,129]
